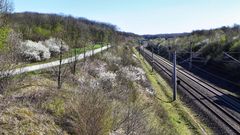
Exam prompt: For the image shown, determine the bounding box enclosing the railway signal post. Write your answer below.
[151,46,154,72]
[189,42,193,69]
[168,46,171,61]
[142,46,145,61]
[173,50,177,101]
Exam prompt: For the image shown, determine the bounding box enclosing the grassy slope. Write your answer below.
[133,48,213,135]
[1,45,213,134]
[0,70,69,134]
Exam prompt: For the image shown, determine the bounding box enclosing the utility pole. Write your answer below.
[168,47,171,61]
[143,46,145,61]
[158,45,160,55]
[168,39,171,61]
[173,51,177,101]
[151,46,154,72]
[139,46,140,56]
[189,42,193,69]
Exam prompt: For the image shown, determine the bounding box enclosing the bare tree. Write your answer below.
[0,0,13,26]
[49,29,70,89]
[0,31,23,93]
[57,43,64,89]
[64,88,111,135]
[57,40,70,89]
[71,40,78,75]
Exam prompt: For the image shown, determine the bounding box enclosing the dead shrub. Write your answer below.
[63,88,112,135]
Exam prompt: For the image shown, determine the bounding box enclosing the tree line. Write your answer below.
[7,12,121,47]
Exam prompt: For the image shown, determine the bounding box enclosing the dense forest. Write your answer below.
[7,12,120,47]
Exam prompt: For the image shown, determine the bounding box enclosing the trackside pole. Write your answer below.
[139,46,140,56]
[173,51,177,101]
[143,46,145,61]
[189,42,193,69]
[151,46,154,72]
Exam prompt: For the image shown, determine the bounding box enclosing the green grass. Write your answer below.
[133,48,213,135]
[67,44,102,56]
[42,97,65,117]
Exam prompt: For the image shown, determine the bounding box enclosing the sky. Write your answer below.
[14,0,240,35]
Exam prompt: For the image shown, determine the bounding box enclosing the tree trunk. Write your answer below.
[101,43,103,55]
[84,45,86,62]
[58,49,63,89]
[92,44,94,56]
[73,48,77,75]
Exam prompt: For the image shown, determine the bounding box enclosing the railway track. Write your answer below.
[139,46,240,134]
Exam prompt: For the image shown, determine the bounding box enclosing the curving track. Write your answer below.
[139,46,240,134]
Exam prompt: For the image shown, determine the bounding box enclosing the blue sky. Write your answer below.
[14,0,240,35]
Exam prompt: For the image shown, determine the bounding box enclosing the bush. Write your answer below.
[64,89,112,135]
[119,66,146,82]
[230,40,240,52]
[43,38,69,56]
[33,26,51,38]
[20,40,51,61]
[20,38,69,62]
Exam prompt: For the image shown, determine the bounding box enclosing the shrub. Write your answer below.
[43,38,69,56]
[20,38,69,62]
[33,26,51,38]
[64,89,112,135]
[98,71,117,92]
[230,40,240,52]
[119,66,146,82]
[20,40,51,61]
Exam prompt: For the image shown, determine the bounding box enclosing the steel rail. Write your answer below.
[139,47,240,134]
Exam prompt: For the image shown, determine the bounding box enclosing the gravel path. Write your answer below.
[2,46,110,76]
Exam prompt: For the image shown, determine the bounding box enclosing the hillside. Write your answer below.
[7,12,120,46]
[0,0,239,134]
[143,33,190,39]
[145,25,240,80]
[0,44,208,134]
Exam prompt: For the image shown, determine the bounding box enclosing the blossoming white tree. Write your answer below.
[20,38,69,62]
